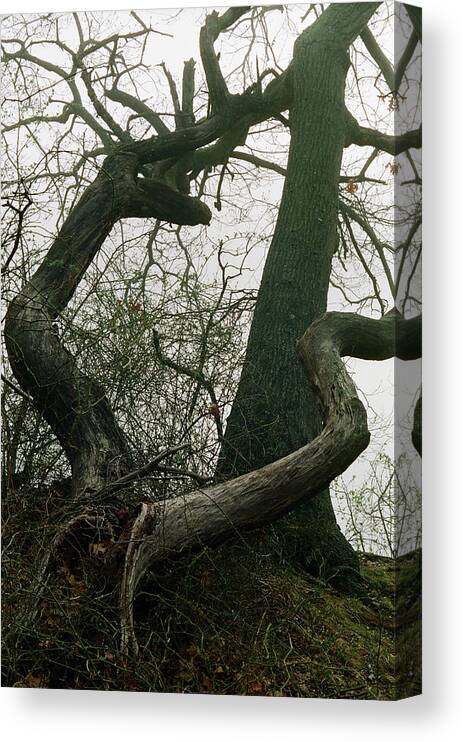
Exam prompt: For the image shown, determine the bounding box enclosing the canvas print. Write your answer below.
[1,3,422,698]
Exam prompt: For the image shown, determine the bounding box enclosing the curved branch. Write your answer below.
[230,150,286,176]
[106,84,171,136]
[361,26,395,90]
[119,310,421,654]
[2,106,73,134]
[188,122,250,175]
[345,111,422,154]
[160,62,182,127]
[361,25,418,95]
[123,66,292,167]
[122,177,211,224]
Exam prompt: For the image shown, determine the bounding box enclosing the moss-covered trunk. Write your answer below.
[217,3,379,580]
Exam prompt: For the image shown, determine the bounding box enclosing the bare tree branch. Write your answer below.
[345,111,421,154]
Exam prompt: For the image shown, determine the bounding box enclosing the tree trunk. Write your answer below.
[4,153,211,496]
[217,3,379,581]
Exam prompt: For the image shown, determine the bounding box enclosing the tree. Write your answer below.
[2,3,421,666]
[217,3,385,579]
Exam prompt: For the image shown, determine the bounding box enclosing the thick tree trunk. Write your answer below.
[4,153,211,496]
[217,3,379,579]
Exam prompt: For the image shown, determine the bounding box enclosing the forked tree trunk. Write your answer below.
[217,3,379,579]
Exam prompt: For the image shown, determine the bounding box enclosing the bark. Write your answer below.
[216,2,380,579]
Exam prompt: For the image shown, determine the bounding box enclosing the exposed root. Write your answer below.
[119,503,158,657]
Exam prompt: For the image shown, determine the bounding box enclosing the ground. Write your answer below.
[2,483,421,699]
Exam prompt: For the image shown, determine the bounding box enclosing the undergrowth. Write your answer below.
[1,483,421,699]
